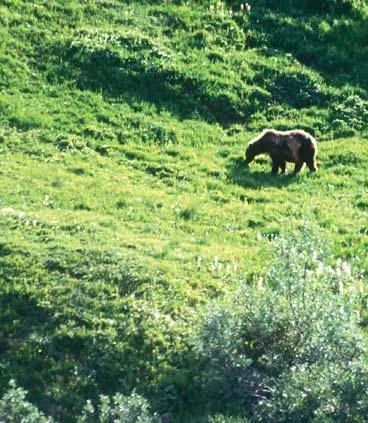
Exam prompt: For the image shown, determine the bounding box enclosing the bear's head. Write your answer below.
[245,130,274,166]
[245,142,257,166]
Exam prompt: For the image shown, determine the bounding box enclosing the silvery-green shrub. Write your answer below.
[0,380,53,423]
[78,391,160,423]
[194,224,368,421]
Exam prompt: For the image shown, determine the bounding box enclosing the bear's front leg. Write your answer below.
[293,161,304,175]
[271,160,280,175]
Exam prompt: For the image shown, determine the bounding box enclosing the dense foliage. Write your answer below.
[194,226,368,421]
[0,382,160,423]
[0,381,53,423]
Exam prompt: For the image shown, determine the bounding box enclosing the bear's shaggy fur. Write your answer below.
[245,129,318,175]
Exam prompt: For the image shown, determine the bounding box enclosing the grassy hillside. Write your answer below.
[1,0,368,422]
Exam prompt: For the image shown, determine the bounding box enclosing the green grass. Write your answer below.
[1,132,368,419]
[0,0,368,421]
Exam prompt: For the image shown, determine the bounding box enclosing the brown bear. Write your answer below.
[245,129,318,175]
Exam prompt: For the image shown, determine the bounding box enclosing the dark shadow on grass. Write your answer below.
[245,9,368,90]
[0,244,157,419]
[41,42,270,125]
[37,8,367,132]
[44,49,232,123]
[0,288,93,420]
[0,289,62,411]
[227,157,297,189]
[0,292,52,355]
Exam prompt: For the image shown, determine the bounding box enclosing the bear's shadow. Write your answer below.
[227,157,299,189]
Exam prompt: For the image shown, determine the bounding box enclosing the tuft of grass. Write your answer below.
[179,205,198,221]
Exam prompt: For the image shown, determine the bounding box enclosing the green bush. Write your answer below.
[0,382,159,423]
[78,392,160,423]
[194,224,368,421]
[208,415,250,423]
[270,70,328,108]
[330,95,368,132]
[0,380,53,423]
[257,360,368,422]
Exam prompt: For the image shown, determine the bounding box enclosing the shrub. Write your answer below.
[194,224,368,421]
[208,415,250,423]
[330,95,368,132]
[270,70,328,108]
[257,360,368,422]
[0,380,53,423]
[77,391,160,423]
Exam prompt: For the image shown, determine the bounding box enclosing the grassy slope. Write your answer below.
[0,0,368,420]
